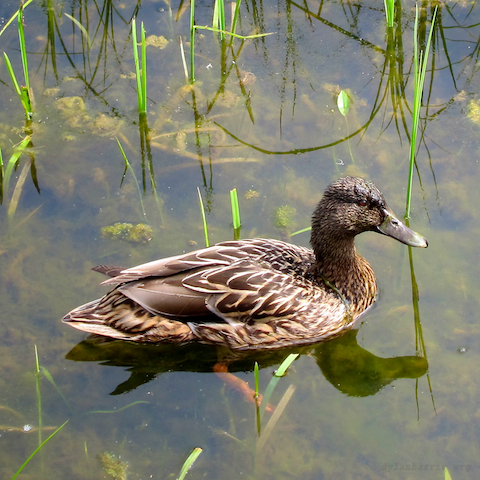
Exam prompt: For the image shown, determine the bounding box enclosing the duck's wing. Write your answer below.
[116,240,324,324]
[98,242,260,286]
[183,260,322,323]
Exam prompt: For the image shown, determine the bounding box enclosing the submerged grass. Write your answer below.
[254,353,299,436]
[117,138,148,220]
[10,420,69,480]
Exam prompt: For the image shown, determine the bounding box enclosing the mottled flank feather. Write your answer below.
[63,177,427,351]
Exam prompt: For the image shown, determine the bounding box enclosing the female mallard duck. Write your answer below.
[63,177,427,350]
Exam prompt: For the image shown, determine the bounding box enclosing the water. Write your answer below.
[0,0,479,478]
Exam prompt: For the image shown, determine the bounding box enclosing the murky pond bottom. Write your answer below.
[1,0,480,478]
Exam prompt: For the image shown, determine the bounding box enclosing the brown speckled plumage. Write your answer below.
[63,177,427,351]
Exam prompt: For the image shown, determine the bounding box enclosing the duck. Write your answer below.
[63,177,428,352]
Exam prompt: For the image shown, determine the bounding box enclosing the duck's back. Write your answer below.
[63,238,356,350]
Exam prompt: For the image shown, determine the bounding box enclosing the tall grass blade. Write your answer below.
[0,0,35,38]
[34,346,43,451]
[213,0,220,31]
[3,52,32,120]
[254,362,260,399]
[178,447,202,480]
[405,6,437,218]
[132,18,147,114]
[141,22,147,113]
[445,467,452,480]
[230,0,242,37]
[254,361,261,435]
[230,188,241,239]
[11,420,68,480]
[17,4,29,91]
[197,187,209,247]
[190,0,195,83]
[384,0,395,28]
[217,0,225,40]
[3,52,23,97]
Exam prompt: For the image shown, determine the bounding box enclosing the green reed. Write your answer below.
[9,345,69,479]
[405,5,437,219]
[197,187,210,247]
[34,346,43,450]
[254,361,261,434]
[190,0,196,83]
[3,3,33,121]
[213,0,226,40]
[384,0,395,28]
[178,447,203,480]
[132,18,147,114]
[230,188,241,240]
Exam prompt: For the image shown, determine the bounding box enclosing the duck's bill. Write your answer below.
[377,210,428,248]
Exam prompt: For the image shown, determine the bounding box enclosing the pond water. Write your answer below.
[1,0,480,479]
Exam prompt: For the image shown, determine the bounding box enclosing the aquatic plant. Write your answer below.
[3,3,33,122]
[384,0,395,28]
[405,5,438,219]
[9,346,68,479]
[0,136,34,222]
[132,18,147,115]
[197,187,210,247]
[98,452,128,480]
[230,188,241,240]
[178,447,203,480]
[189,0,273,83]
[337,90,355,164]
[10,420,68,480]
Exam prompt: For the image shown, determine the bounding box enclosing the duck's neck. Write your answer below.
[312,234,377,314]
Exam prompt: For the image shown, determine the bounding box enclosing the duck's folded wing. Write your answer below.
[99,243,254,286]
[182,261,322,324]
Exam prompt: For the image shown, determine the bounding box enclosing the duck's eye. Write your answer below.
[358,199,367,207]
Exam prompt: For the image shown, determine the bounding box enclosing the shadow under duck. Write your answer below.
[63,177,427,351]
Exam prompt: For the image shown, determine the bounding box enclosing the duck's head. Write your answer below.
[311,177,428,252]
